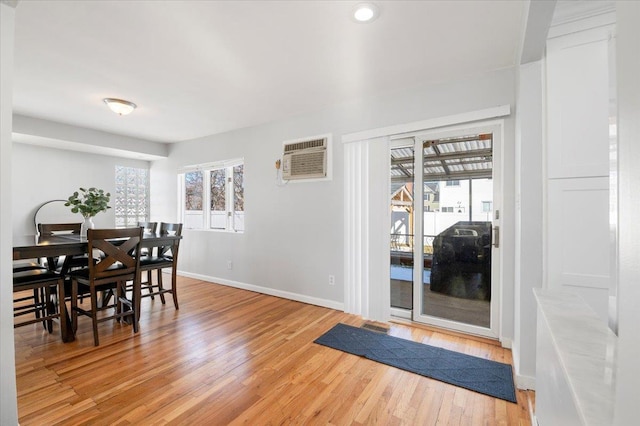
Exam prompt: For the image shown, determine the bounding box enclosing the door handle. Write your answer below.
[492,226,499,248]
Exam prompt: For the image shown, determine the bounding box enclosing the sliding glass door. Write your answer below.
[390,124,500,337]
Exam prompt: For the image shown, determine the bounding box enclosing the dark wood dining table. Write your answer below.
[13,232,182,343]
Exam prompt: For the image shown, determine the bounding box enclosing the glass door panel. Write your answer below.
[390,127,498,336]
[420,133,493,330]
[390,145,415,312]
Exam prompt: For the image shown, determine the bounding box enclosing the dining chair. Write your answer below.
[13,267,63,334]
[138,222,183,310]
[38,223,83,270]
[69,227,143,346]
[137,221,158,298]
[38,222,93,306]
[13,261,48,328]
[138,221,158,234]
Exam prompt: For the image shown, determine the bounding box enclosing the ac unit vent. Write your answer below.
[284,138,326,153]
[282,137,328,180]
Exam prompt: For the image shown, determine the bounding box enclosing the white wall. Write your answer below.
[152,67,516,321]
[12,143,150,237]
[1,2,18,424]
[613,1,640,423]
[514,60,544,389]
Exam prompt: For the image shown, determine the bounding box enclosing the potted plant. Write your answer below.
[65,187,111,237]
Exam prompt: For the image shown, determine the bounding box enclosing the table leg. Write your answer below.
[58,278,75,343]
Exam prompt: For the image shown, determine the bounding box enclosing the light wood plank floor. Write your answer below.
[14,276,533,425]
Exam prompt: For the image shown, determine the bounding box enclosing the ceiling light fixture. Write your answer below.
[103,98,137,116]
[353,2,379,23]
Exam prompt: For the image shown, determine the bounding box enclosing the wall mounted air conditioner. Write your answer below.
[282,137,328,180]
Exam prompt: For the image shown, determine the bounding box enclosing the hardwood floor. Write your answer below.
[14,276,533,425]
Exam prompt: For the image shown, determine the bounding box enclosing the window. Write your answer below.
[180,159,244,232]
[445,180,460,186]
[482,201,492,212]
[441,207,454,213]
[115,166,149,228]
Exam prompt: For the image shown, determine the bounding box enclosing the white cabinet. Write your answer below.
[546,26,612,179]
[547,177,610,319]
[545,23,615,318]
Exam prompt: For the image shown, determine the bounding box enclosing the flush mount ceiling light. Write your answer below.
[103,98,137,116]
[353,2,379,23]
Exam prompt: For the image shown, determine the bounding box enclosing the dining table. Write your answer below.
[13,232,183,343]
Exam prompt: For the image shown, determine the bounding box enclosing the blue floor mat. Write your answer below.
[314,323,517,403]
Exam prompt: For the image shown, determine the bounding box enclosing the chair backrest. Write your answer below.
[138,221,158,234]
[38,222,82,236]
[160,222,183,237]
[158,222,183,258]
[87,228,142,283]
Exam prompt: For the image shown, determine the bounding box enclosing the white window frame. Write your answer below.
[178,158,244,232]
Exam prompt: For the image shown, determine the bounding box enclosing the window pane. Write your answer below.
[210,169,226,212]
[185,171,203,210]
[233,164,244,231]
[184,171,204,229]
[233,164,244,212]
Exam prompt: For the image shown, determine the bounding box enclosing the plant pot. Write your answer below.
[81,216,95,238]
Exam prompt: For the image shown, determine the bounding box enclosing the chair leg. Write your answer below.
[44,285,54,333]
[32,288,45,329]
[128,280,139,333]
[146,271,154,300]
[171,268,179,310]
[90,287,100,346]
[101,289,113,308]
[157,270,166,304]
[71,279,78,333]
[131,279,140,333]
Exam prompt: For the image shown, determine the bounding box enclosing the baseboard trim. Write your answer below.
[511,344,536,390]
[177,270,345,312]
[515,373,536,390]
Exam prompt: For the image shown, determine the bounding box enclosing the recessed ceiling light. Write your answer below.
[353,3,379,23]
[103,98,137,116]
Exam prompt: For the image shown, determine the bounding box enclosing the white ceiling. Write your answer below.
[13,0,527,144]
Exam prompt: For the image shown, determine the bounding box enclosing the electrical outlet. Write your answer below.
[328,275,335,285]
[227,260,233,270]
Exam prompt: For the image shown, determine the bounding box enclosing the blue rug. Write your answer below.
[314,323,517,403]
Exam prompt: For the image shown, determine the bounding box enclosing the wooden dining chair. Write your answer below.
[13,267,63,334]
[138,222,183,310]
[138,222,158,234]
[69,227,143,346]
[38,223,83,270]
[38,222,82,235]
[137,221,157,298]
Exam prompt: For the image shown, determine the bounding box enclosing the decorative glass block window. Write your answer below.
[115,166,150,228]
[179,159,244,232]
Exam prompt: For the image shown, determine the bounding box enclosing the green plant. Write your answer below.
[65,187,111,218]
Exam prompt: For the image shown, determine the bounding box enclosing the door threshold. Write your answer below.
[389,316,501,347]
